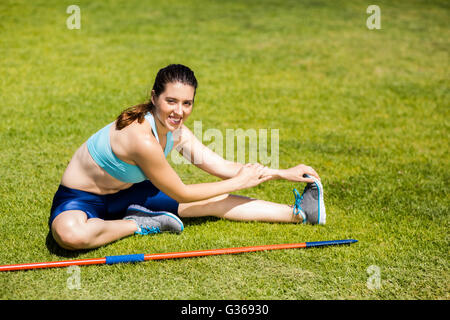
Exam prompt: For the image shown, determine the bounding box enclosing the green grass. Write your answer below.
[0,0,448,300]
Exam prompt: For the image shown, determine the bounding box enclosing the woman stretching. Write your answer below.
[50,64,326,250]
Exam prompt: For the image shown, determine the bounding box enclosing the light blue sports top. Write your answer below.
[86,112,173,183]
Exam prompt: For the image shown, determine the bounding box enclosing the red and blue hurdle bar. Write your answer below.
[0,239,357,272]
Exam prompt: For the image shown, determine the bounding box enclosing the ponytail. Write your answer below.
[115,102,153,130]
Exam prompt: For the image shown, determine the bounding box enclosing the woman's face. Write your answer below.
[151,82,195,132]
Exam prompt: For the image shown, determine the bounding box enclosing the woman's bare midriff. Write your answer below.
[60,118,178,195]
[60,142,134,195]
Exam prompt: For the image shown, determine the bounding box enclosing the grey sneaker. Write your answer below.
[292,175,326,225]
[124,204,184,235]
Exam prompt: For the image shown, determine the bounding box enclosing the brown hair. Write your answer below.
[115,64,198,130]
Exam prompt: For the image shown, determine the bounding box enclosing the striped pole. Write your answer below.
[0,239,357,272]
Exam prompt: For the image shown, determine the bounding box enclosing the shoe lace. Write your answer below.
[293,188,307,223]
[137,225,161,235]
[292,188,303,214]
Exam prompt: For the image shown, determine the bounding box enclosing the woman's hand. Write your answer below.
[235,163,273,189]
[279,164,320,183]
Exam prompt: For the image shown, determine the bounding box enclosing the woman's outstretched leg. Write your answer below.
[178,194,300,223]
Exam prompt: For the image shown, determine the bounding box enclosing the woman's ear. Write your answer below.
[150,90,156,106]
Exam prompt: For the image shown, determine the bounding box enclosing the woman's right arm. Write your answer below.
[132,137,270,203]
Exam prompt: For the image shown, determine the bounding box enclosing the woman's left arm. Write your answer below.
[174,125,321,183]
[263,164,321,183]
[173,125,244,179]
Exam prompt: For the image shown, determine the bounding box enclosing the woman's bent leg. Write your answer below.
[51,210,138,250]
[178,194,300,223]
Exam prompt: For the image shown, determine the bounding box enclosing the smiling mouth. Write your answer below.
[168,115,182,125]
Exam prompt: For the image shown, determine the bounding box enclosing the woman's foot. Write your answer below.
[292,175,326,225]
[123,204,184,235]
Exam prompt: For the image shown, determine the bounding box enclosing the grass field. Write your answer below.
[0,0,448,300]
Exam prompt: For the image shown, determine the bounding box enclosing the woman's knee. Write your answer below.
[51,211,90,250]
[54,228,90,250]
